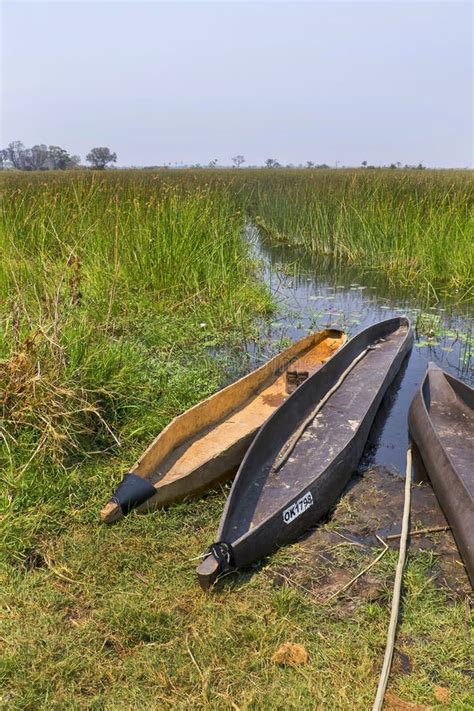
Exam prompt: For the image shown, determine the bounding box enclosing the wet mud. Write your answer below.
[271,466,471,607]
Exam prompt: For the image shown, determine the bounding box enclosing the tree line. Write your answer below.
[0,142,117,170]
[1,142,425,171]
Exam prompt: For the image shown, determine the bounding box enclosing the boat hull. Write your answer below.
[408,365,473,586]
[197,317,413,590]
[101,329,345,522]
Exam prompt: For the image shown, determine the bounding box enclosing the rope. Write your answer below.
[272,345,373,472]
[207,541,235,572]
[372,446,412,711]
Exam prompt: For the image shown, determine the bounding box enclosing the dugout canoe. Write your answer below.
[100,329,346,523]
[408,364,474,586]
[197,317,413,590]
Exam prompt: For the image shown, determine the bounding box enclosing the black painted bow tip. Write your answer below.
[100,472,156,524]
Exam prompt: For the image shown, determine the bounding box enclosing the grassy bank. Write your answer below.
[2,492,472,709]
[0,171,272,559]
[1,170,472,709]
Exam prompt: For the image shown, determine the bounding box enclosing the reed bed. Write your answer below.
[96,168,473,301]
[239,169,473,301]
[0,172,271,480]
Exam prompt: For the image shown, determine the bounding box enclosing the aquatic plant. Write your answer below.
[239,169,473,302]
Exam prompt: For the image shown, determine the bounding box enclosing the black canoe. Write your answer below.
[408,364,474,586]
[197,317,413,589]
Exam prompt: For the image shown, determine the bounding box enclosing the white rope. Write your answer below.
[372,446,412,711]
[272,346,372,472]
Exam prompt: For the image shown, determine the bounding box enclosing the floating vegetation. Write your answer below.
[416,312,442,338]
[415,341,440,349]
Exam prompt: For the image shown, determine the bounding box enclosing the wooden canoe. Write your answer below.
[408,364,473,586]
[197,317,413,589]
[100,329,346,523]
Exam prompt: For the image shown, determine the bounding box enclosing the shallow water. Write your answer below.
[243,228,472,475]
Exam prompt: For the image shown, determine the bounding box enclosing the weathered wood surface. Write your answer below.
[101,329,346,523]
[197,318,413,590]
[409,364,474,586]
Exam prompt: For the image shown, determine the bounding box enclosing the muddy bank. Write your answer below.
[270,467,471,605]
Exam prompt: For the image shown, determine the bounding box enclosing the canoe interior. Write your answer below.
[135,330,345,490]
[422,368,474,499]
[219,319,411,543]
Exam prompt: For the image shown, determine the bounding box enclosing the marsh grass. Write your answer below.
[1,169,473,708]
[0,172,271,472]
[1,170,272,571]
[242,169,473,301]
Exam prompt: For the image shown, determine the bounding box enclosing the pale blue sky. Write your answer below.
[1,1,472,167]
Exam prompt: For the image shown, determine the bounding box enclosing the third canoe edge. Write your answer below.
[408,363,474,586]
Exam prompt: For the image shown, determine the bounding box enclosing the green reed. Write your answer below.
[0,171,270,472]
[236,169,473,301]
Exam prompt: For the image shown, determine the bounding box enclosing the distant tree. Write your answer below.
[48,145,80,170]
[231,155,245,168]
[3,141,27,169]
[362,160,367,167]
[86,147,117,170]
[1,141,81,170]
[417,162,425,170]
[2,143,49,170]
[208,158,218,168]
[27,144,50,170]
[306,161,315,168]
[264,158,280,168]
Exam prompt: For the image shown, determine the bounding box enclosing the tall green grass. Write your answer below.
[241,169,473,300]
[0,172,271,486]
[0,171,257,310]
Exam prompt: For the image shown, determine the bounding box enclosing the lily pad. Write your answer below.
[415,341,440,348]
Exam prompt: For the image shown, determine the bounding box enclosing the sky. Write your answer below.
[1,1,472,168]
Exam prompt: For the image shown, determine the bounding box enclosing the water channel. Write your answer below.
[242,227,472,477]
